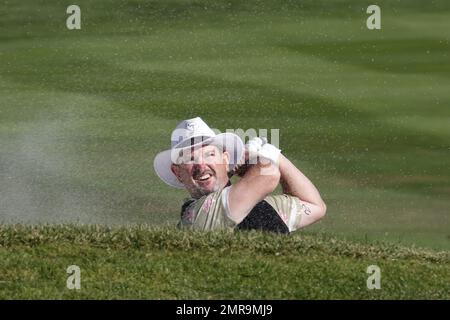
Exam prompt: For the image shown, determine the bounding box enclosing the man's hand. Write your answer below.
[231,137,281,177]
[258,141,281,166]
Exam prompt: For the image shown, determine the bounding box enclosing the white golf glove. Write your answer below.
[246,137,264,163]
[259,142,281,166]
[246,137,281,165]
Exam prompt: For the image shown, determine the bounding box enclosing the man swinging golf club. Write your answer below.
[153,117,326,233]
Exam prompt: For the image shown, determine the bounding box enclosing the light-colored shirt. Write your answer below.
[178,186,303,232]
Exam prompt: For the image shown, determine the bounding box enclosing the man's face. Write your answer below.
[171,145,230,199]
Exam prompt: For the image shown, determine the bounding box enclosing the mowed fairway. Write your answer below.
[1,0,449,251]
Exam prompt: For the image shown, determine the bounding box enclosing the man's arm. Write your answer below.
[227,160,280,224]
[279,154,326,228]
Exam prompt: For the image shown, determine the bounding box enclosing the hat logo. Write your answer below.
[186,121,197,132]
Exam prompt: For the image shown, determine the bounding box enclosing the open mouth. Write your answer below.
[194,172,214,182]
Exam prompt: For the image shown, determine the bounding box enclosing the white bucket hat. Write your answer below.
[153,117,244,188]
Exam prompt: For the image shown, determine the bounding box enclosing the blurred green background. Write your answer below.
[0,0,449,249]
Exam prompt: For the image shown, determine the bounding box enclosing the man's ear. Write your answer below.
[170,164,182,182]
[222,151,230,169]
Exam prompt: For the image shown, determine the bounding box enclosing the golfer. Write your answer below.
[154,117,326,233]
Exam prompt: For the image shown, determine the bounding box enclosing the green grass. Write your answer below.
[0,0,449,265]
[0,225,448,299]
[2,0,449,300]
